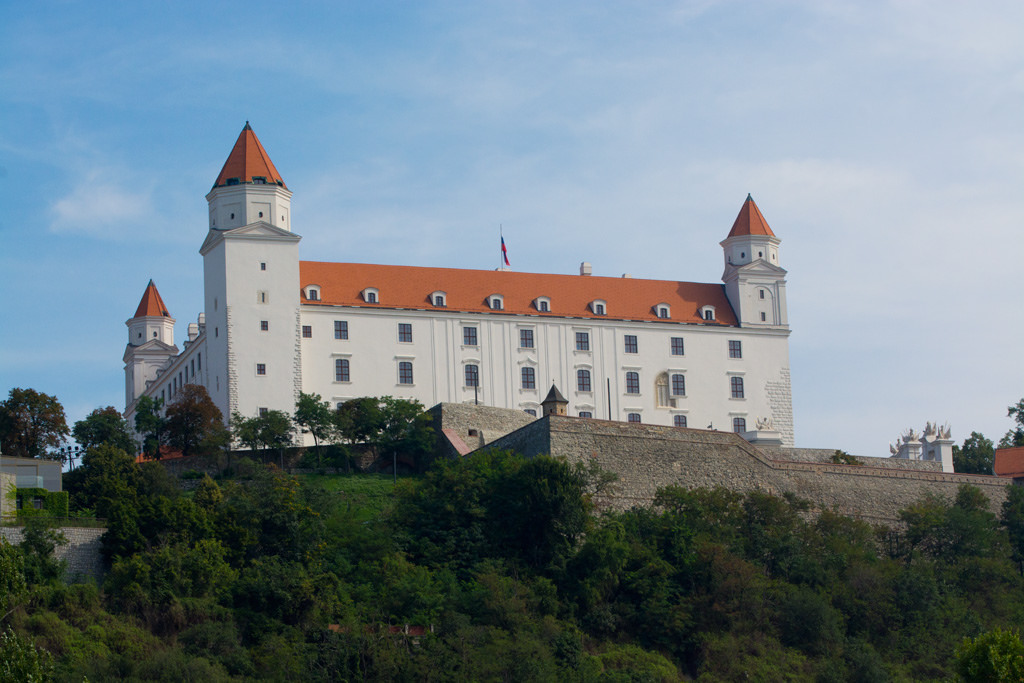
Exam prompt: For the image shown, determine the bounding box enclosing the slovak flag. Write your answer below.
[501,236,510,266]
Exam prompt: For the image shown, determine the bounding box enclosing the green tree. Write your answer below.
[999,398,1024,448]
[72,406,135,454]
[953,431,996,474]
[294,392,335,469]
[0,388,69,460]
[377,397,434,472]
[0,627,54,682]
[0,538,26,623]
[1001,485,1024,574]
[165,384,229,457]
[134,395,167,458]
[955,628,1024,682]
[19,518,67,585]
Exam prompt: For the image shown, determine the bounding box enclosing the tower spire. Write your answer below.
[212,123,287,190]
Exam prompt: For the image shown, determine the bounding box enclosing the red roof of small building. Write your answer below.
[133,280,171,318]
[212,122,287,190]
[994,446,1024,478]
[727,194,775,238]
[298,262,739,325]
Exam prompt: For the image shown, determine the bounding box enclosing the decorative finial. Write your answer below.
[747,193,753,201]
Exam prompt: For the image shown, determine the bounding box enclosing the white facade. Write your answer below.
[123,125,795,446]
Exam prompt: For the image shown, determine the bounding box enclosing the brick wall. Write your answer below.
[0,526,105,581]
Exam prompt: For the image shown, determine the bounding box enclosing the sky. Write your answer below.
[1,1,1022,457]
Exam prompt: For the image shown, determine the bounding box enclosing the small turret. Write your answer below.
[206,122,293,232]
[124,280,178,410]
[720,195,788,328]
[541,384,568,417]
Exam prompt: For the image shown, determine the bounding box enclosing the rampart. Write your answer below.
[0,526,105,581]
[482,416,1009,524]
[429,402,537,459]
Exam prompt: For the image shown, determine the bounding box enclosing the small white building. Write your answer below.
[124,124,795,445]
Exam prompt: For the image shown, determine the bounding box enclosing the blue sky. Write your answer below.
[2,1,1022,456]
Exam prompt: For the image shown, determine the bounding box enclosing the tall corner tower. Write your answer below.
[200,123,302,424]
[720,194,788,328]
[124,280,178,410]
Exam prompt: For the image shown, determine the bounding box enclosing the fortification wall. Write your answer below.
[762,446,943,471]
[1,471,13,518]
[483,416,1009,525]
[0,526,105,581]
[430,403,537,458]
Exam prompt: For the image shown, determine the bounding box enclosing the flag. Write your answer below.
[501,236,510,266]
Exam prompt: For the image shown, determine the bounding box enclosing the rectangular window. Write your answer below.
[733,417,747,433]
[399,361,414,385]
[731,376,745,399]
[259,291,268,303]
[256,363,266,376]
[334,320,348,340]
[674,415,688,428]
[463,326,478,346]
[520,329,534,348]
[575,332,590,351]
[465,364,480,387]
[434,295,445,307]
[261,320,269,331]
[335,358,350,382]
[760,312,767,321]
[624,335,638,354]
[577,369,592,392]
[594,303,605,315]
[302,325,312,338]
[521,367,536,390]
[628,413,641,423]
[539,301,549,312]
[579,411,593,418]
[759,289,765,299]
[197,353,201,371]
[626,371,640,394]
[191,359,195,376]
[671,374,686,397]
[367,292,377,303]
[398,323,413,343]
[524,409,537,417]
[671,337,684,356]
[261,262,266,271]
[259,407,268,417]
[729,340,742,358]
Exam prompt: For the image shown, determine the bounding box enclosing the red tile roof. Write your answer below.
[299,262,739,326]
[133,280,171,318]
[727,194,775,238]
[994,446,1024,478]
[212,122,287,190]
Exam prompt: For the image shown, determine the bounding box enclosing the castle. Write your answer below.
[123,123,794,445]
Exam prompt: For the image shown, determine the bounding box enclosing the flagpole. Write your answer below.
[499,224,503,270]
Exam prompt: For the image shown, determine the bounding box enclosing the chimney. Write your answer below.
[580,262,592,276]
[622,273,632,278]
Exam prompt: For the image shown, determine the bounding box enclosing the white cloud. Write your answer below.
[50,172,151,236]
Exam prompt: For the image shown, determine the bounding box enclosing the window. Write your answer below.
[302,325,312,338]
[261,320,269,331]
[733,417,747,433]
[521,367,536,389]
[398,323,413,343]
[701,305,715,321]
[760,312,767,322]
[524,409,537,417]
[367,292,377,303]
[432,293,446,307]
[261,262,266,271]
[335,358,350,382]
[628,413,641,423]
[626,371,640,394]
[575,332,590,351]
[463,326,478,346]
[308,289,319,301]
[197,353,201,371]
[674,415,688,428]
[592,301,606,315]
[539,300,549,312]
[579,411,593,418]
[624,335,638,354]
[259,291,267,303]
[256,363,266,376]
[490,296,503,310]
[658,307,669,319]
[577,369,592,392]
[671,337,684,356]
[465,364,480,387]
[259,407,268,417]
[759,289,765,299]
[729,340,742,358]
[520,329,534,348]
[398,361,414,385]
[191,359,195,376]
[671,374,686,397]
[731,376,745,399]
[334,320,348,340]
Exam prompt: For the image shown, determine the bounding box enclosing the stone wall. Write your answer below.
[0,526,105,581]
[762,446,944,471]
[429,403,537,459]
[0,471,13,518]
[482,415,1009,525]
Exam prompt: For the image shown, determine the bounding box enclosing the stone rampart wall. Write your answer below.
[762,446,943,471]
[430,403,537,458]
[0,526,105,581]
[1,472,13,518]
[482,416,1009,525]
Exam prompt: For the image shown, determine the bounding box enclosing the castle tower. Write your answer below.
[200,123,302,424]
[720,195,788,328]
[123,280,178,409]
[541,384,568,417]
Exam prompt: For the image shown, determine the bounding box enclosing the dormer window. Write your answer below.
[535,296,551,313]
[591,300,607,316]
[252,176,266,185]
[489,294,504,310]
[700,305,716,321]
[431,291,447,307]
[304,285,321,301]
[655,303,670,319]
[362,288,379,304]
[226,178,240,186]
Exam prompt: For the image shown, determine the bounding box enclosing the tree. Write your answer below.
[165,385,229,457]
[1001,485,1024,574]
[0,627,54,682]
[134,395,167,458]
[294,392,335,469]
[377,397,434,472]
[953,431,995,475]
[999,398,1024,448]
[955,628,1024,682]
[72,406,135,454]
[0,388,69,460]
[258,410,294,468]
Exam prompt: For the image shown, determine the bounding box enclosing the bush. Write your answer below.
[15,488,69,518]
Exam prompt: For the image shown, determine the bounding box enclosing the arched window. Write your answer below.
[521,367,536,389]
[335,358,350,382]
[671,374,685,397]
[465,364,479,387]
[674,415,687,428]
[577,369,591,392]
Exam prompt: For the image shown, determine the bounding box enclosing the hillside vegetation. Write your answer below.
[3,444,1024,681]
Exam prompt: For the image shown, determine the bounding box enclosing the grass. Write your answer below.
[296,472,411,520]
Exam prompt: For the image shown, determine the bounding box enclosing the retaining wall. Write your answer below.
[0,526,105,581]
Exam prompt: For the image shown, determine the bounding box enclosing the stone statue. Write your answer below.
[938,423,952,440]
[924,421,936,438]
[890,443,898,455]
[902,428,920,443]
[755,416,773,431]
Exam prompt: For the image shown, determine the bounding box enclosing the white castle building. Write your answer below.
[124,124,795,445]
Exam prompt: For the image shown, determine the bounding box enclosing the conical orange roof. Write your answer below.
[727,194,775,238]
[133,280,171,318]
[212,122,287,189]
